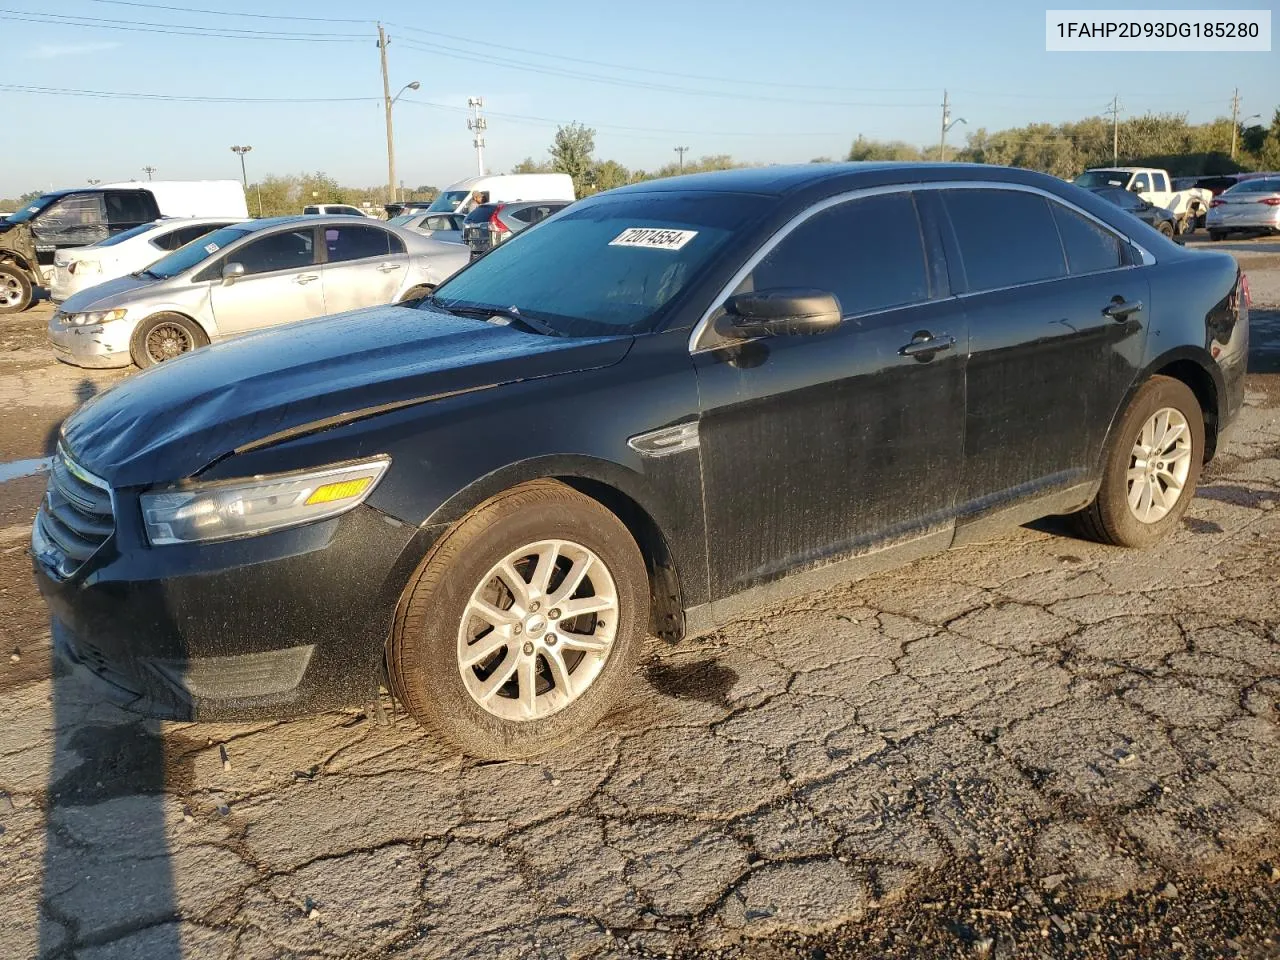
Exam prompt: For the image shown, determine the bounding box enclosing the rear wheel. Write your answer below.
[130,313,208,368]
[1073,375,1204,548]
[388,480,649,759]
[0,264,33,315]
[1209,230,1227,242]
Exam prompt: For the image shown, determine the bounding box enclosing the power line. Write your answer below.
[0,8,365,40]
[81,0,371,22]
[0,83,379,103]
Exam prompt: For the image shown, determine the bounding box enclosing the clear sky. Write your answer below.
[3,0,1277,196]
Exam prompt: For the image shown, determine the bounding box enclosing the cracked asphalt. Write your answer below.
[1,237,1279,959]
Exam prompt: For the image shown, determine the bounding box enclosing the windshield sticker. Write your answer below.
[204,242,219,254]
[609,227,697,251]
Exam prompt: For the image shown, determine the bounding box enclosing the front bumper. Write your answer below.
[34,502,427,720]
[47,313,134,369]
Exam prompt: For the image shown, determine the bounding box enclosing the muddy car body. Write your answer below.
[33,163,1248,758]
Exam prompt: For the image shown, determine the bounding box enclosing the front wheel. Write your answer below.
[0,264,33,315]
[1157,220,1175,238]
[388,480,649,759]
[130,313,208,368]
[1073,375,1204,548]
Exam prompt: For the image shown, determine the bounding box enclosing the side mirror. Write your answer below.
[1129,182,1144,193]
[222,261,245,285]
[716,288,843,339]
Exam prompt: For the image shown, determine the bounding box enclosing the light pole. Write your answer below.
[142,165,156,180]
[384,79,420,204]
[674,146,689,173]
[938,91,967,162]
[231,145,262,217]
[87,178,101,185]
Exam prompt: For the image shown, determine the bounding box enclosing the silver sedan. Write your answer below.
[48,215,469,369]
[1207,176,1280,240]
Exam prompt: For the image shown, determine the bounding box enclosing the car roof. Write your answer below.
[237,214,384,232]
[602,162,1070,199]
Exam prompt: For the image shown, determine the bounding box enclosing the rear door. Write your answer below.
[694,190,967,599]
[208,226,323,334]
[939,187,1148,526]
[318,223,408,313]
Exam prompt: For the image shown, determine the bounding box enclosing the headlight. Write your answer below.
[64,308,128,327]
[140,457,390,546]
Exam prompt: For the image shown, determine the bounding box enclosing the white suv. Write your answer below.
[303,204,378,218]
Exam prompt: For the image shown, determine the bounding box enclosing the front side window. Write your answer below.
[745,192,930,317]
[431,192,768,337]
[303,206,320,215]
[943,189,1067,293]
[34,193,106,230]
[232,229,317,276]
[1131,173,1151,192]
[323,225,394,263]
[1051,204,1123,275]
[427,190,471,213]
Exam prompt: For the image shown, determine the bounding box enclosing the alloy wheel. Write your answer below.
[146,322,194,362]
[457,539,618,722]
[0,274,22,308]
[1127,407,1193,523]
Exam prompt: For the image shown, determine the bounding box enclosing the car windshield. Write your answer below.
[1074,170,1132,189]
[97,222,160,247]
[3,193,62,224]
[427,190,471,213]
[427,192,767,337]
[142,225,251,278]
[1089,187,1142,210]
[1225,178,1280,194]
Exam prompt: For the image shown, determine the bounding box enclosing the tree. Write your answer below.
[511,157,553,174]
[548,123,597,196]
[846,136,921,162]
[591,159,630,192]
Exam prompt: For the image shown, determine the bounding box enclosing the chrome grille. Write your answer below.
[34,447,114,578]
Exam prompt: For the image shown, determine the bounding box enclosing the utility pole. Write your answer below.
[937,91,966,162]
[1107,95,1122,163]
[1230,87,1241,159]
[674,146,689,173]
[468,97,487,176]
[142,165,156,180]
[230,145,251,189]
[378,23,397,204]
[87,178,101,185]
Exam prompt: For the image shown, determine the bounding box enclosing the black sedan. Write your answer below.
[1087,185,1182,239]
[34,163,1248,758]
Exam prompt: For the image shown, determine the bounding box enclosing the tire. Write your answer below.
[0,263,33,315]
[1073,375,1205,548]
[398,284,434,304]
[129,313,208,369]
[1179,212,1197,236]
[388,479,649,759]
[1157,220,1175,238]
[1209,230,1227,242]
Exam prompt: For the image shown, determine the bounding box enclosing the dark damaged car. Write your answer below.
[33,163,1249,758]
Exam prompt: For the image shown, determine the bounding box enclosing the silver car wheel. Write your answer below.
[457,538,618,722]
[1127,407,1193,523]
[0,273,23,308]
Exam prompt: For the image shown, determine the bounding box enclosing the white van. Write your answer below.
[99,180,248,219]
[425,174,574,216]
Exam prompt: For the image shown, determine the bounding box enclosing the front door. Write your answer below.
[318,223,409,314]
[938,187,1149,520]
[693,190,967,600]
[209,227,324,335]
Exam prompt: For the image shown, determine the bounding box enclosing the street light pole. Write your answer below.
[674,146,689,173]
[231,145,262,217]
[377,26,420,205]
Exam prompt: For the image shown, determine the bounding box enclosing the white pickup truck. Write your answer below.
[1072,167,1213,235]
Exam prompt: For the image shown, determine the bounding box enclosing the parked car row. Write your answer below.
[34,162,1248,758]
[1072,167,1212,234]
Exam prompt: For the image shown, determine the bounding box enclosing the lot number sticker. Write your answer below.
[609,227,698,251]
[204,242,220,253]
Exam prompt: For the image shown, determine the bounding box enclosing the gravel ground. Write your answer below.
[1,237,1278,960]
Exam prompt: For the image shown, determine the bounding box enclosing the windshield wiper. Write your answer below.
[427,298,562,337]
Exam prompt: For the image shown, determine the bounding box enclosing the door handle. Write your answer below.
[377,263,403,273]
[1103,298,1143,320]
[294,274,319,284]
[898,333,955,359]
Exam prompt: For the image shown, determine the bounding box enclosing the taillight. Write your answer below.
[489,204,511,233]
[1258,197,1280,206]
[1210,198,1225,208]
[1241,273,1251,308]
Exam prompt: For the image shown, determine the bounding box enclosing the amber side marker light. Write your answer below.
[305,477,374,505]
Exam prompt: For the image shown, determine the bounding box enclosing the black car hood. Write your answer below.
[62,305,634,487]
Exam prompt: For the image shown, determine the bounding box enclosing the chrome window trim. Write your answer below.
[688,180,1156,354]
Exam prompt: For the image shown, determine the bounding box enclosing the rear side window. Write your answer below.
[747,192,930,317]
[232,229,316,275]
[943,190,1067,292]
[152,223,223,251]
[303,206,320,214]
[1152,172,1168,192]
[323,224,394,262]
[105,191,154,226]
[1050,204,1122,275]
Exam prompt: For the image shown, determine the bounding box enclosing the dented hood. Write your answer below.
[62,305,633,487]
